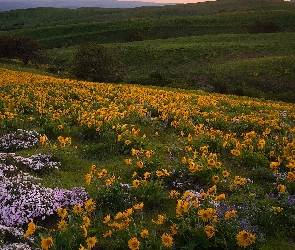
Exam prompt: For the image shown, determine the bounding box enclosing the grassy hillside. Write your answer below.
[1,68,295,249]
[2,8,295,48]
[42,32,295,102]
[1,1,295,248]
[0,0,294,30]
[0,0,295,103]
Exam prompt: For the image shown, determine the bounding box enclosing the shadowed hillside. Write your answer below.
[0,0,294,103]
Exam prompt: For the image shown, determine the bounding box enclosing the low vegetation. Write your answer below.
[0,0,295,249]
[0,68,295,249]
[1,0,295,102]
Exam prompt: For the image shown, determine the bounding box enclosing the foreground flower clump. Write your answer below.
[0,139,87,227]
[0,68,295,249]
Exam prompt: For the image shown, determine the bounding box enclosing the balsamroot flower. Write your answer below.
[204,225,215,238]
[84,199,96,213]
[57,219,68,231]
[170,224,178,235]
[41,237,53,250]
[128,237,140,250]
[140,229,149,238]
[23,221,36,238]
[161,233,174,247]
[57,207,67,219]
[277,184,286,193]
[103,214,111,224]
[236,230,256,248]
[132,179,140,188]
[86,236,98,249]
[133,202,144,210]
[152,214,165,225]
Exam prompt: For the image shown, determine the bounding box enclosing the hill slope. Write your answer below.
[0,0,294,103]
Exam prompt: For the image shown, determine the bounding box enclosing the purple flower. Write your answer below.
[168,152,174,161]
[217,203,237,218]
[70,187,88,205]
[164,118,169,126]
[240,218,250,230]
[252,226,259,234]
[288,195,295,206]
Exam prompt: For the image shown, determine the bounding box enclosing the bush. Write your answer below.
[248,21,281,34]
[0,35,44,65]
[125,29,146,42]
[72,43,124,82]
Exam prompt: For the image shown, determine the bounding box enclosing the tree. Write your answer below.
[72,43,124,83]
[0,35,44,65]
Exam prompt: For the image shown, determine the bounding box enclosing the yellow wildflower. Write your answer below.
[85,173,92,185]
[103,229,112,238]
[83,216,91,227]
[225,210,237,219]
[133,202,144,210]
[84,199,96,213]
[125,158,133,165]
[161,233,174,247]
[57,219,68,231]
[128,237,140,250]
[41,237,53,250]
[222,170,230,178]
[136,161,144,168]
[152,214,165,225]
[103,214,111,224]
[204,225,215,238]
[140,229,149,238]
[133,179,140,188]
[72,204,83,215]
[143,172,151,179]
[80,224,87,237]
[57,207,67,219]
[170,224,178,235]
[236,230,256,248]
[24,221,36,238]
[212,175,220,183]
[277,184,286,193]
[86,237,98,249]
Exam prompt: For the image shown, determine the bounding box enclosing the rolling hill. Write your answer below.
[0,0,294,103]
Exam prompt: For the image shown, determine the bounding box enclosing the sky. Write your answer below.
[120,0,215,3]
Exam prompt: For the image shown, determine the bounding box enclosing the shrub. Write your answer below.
[0,35,44,65]
[248,20,281,34]
[125,29,146,42]
[72,43,124,82]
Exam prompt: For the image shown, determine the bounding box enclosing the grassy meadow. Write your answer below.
[0,0,295,249]
[0,67,295,249]
[1,0,295,102]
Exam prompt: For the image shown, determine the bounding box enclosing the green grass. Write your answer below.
[107,32,295,102]
[1,67,295,249]
[0,0,295,102]
[3,9,295,48]
[1,0,294,30]
[1,2,295,248]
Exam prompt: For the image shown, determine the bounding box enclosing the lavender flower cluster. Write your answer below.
[0,243,34,250]
[0,225,24,238]
[0,129,40,152]
[0,152,61,171]
[0,130,88,228]
[0,169,87,226]
[0,225,33,250]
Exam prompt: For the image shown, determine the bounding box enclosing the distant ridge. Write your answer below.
[0,0,166,12]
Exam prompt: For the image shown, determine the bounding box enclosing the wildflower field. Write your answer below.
[0,67,295,249]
